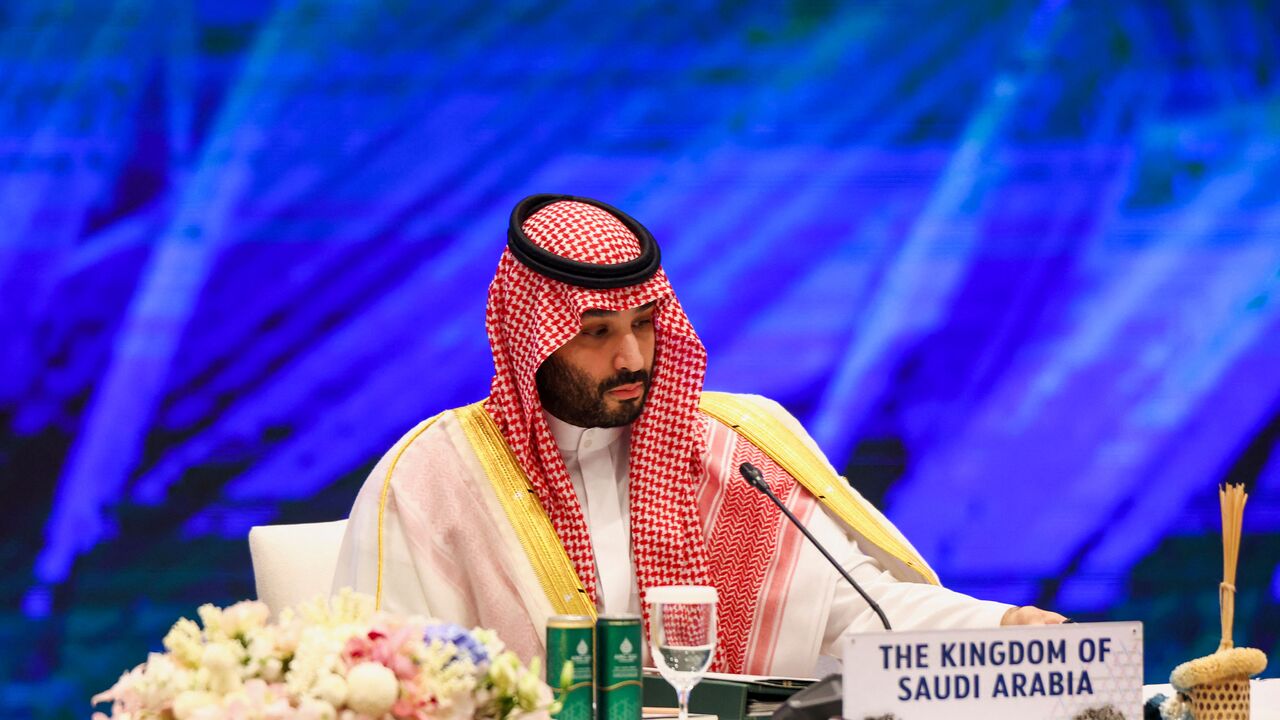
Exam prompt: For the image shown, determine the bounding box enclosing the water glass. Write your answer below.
[646,585,717,720]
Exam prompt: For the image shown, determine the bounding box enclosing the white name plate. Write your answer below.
[842,621,1143,720]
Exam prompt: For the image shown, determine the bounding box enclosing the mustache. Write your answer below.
[599,369,650,394]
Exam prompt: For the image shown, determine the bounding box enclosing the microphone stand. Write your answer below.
[739,462,891,630]
[739,462,894,720]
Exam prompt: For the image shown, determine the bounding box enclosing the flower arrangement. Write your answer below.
[92,590,558,720]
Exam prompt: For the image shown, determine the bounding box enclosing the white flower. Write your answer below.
[259,656,284,683]
[171,689,217,719]
[488,652,520,693]
[274,608,303,654]
[221,600,270,637]
[201,642,242,694]
[142,653,197,708]
[297,588,374,629]
[415,643,479,720]
[284,626,346,697]
[197,604,224,638]
[516,667,549,707]
[242,678,293,717]
[312,672,348,708]
[163,618,205,667]
[93,652,197,715]
[242,626,285,681]
[296,696,338,720]
[345,662,399,716]
[472,627,505,658]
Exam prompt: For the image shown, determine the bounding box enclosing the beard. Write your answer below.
[535,356,651,428]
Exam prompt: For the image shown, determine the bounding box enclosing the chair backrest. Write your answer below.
[248,519,348,616]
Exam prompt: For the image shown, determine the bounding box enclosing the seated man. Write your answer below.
[334,194,1063,676]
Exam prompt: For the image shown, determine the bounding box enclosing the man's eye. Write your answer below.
[583,327,608,338]
[634,318,653,328]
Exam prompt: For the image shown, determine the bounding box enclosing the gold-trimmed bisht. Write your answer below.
[378,393,940,619]
[456,401,598,619]
[376,412,445,609]
[698,391,940,586]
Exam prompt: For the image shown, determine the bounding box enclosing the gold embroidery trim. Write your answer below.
[457,401,597,619]
[698,391,940,586]
[377,412,445,609]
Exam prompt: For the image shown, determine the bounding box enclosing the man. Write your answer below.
[334,194,1063,676]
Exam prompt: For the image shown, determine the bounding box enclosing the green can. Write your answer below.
[546,615,594,720]
[596,614,643,720]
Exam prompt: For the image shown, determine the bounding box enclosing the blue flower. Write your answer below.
[424,622,489,665]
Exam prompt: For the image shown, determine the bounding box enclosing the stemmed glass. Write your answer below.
[646,586,718,720]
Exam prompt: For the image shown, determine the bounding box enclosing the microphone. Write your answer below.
[739,462,892,631]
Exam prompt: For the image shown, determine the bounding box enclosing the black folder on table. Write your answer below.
[642,671,813,720]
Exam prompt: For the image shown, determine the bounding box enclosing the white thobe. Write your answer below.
[543,412,640,615]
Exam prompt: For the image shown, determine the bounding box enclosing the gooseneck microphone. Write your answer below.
[739,462,892,631]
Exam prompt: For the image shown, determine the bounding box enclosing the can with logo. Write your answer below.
[546,615,595,720]
[596,614,643,720]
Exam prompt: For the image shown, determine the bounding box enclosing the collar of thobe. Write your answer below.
[543,411,627,457]
[542,409,635,613]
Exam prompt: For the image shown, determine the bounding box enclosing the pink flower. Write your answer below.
[342,633,377,665]
[341,625,418,681]
[391,693,441,720]
[375,627,420,681]
[206,679,292,720]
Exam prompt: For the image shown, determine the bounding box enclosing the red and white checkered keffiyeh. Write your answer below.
[484,199,794,672]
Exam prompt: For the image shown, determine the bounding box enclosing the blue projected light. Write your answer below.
[1,1,1279,712]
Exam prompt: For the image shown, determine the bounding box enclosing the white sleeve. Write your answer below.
[820,534,1011,654]
[729,394,1012,649]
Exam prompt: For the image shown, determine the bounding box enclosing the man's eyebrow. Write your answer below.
[581,301,657,319]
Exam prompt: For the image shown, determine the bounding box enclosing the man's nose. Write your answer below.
[615,332,643,371]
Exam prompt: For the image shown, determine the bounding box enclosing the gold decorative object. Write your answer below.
[1165,484,1267,720]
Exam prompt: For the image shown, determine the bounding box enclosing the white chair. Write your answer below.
[248,519,348,616]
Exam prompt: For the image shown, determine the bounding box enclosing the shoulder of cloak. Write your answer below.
[373,399,536,503]
[697,391,940,586]
[371,400,598,618]
[374,404,477,494]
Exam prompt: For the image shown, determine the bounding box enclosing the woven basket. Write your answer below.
[1186,674,1250,720]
